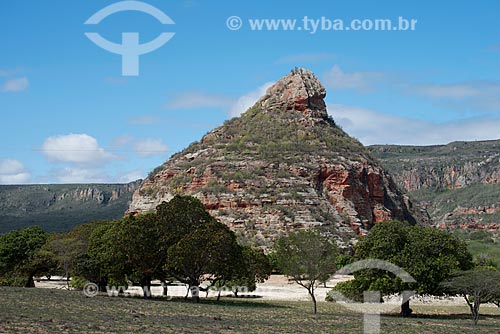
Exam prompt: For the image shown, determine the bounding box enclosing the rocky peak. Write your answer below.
[129,69,425,249]
[258,68,328,119]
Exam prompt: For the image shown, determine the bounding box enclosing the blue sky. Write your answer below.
[1,0,499,184]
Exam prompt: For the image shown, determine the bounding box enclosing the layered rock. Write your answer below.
[370,142,500,235]
[369,141,500,192]
[129,69,424,247]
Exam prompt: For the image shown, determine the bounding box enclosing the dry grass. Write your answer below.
[0,287,499,333]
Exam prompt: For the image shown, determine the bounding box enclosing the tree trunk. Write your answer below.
[472,300,480,325]
[25,274,35,288]
[98,279,108,292]
[217,288,222,301]
[309,289,317,314]
[400,300,413,317]
[162,283,168,297]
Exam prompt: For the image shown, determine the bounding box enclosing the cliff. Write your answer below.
[369,141,500,234]
[0,180,141,233]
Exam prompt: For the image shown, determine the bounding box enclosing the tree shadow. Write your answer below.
[382,312,500,321]
[197,298,290,309]
[124,295,290,309]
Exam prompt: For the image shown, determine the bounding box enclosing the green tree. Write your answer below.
[441,268,500,325]
[110,213,169,297]
[0,226,48,287]
[164,220,242,302]
[220,246,272,299]
[333,221,473,317]
[156,195,214,243]
[63,220,115,290]
[83,196,225,298]
[42,234,85,288]
[86,221,127,291]
[273,229,338,314]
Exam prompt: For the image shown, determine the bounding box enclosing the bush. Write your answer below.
[69,276,89,290]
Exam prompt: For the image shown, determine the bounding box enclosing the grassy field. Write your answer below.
[0,287,499,333]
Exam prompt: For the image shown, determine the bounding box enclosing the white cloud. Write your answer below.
[0,159,30,184]
[322,65,386,92]
[49,167,109,184]
[0,159,25,174]
[2,77,29,92]
[44,167,143,184]
[41,134,116,165]
[165,91,233,110]
[116,169,144,183]
[133,138,169,157]
[275,53,334,64]
[165,82,275,118]
[411,81,500,112]
[229,82,274,117]
[329,104,500,146]
[413,84,480,99]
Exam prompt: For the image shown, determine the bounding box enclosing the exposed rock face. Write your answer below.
[129,69,424,247]
[369,142,500,192]
[369,142,500,235]
[0,180,142,234]
[260,67,328,119]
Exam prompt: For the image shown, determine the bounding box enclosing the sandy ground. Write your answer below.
[34,275,477,306]
[35,275,348,301]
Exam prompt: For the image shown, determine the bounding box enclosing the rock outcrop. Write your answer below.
[0,180,141,234]
[129,69,424,247]
[369,141,500,192]
[370,142,500,235]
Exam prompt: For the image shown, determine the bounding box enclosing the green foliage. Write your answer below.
[93,213,169,291]
[274,229,338,313]
[331,221,473,315]
[0,182,139,234]
[201,179,229,194]
[87,221,126,288]
[335,253,354,269]
[221,246,272,297]
[156,195,215,243]
[78,195,245,300]
[441,268,500,324]
[452,230,500,269]
[69,276,89,290]
[411,184,500,218]
[0,226,48,287]
[165,220,243,300]
[42,234,86,282]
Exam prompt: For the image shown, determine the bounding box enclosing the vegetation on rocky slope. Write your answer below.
[0,182,140,234]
